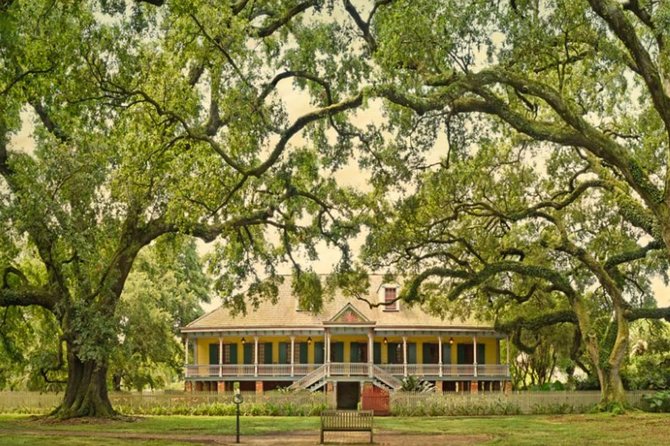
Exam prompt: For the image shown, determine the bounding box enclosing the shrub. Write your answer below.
[641,390,670,413]
[389,394,522,416]
[400,376,435,393]
[528,381,566,392]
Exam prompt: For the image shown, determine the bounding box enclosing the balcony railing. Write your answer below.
[328,362,370,377]
[185,363,510,379]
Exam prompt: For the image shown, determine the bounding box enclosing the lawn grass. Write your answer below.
[0,435,188,446]
[0,413,669,445]
[379,413,670,445]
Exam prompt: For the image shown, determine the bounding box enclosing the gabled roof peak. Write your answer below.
[326,302,372,324]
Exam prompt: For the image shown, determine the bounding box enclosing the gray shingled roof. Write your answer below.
[183,275,492,332]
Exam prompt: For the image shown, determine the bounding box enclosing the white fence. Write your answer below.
[0,390,652,415]
[0,391,326,413]
[390,390,649,415]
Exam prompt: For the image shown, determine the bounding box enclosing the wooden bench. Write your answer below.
[320,410,374,444]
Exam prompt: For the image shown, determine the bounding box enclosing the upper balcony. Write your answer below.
[184,362,510,381]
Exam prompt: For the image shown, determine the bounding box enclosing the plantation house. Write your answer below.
[181,275,511,406]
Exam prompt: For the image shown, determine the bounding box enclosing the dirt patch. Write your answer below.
[0,428,492,445]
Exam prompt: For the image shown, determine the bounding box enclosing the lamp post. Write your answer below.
[233,389,244,443]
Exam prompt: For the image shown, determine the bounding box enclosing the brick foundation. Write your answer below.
[217,381,225,394]
[470,381,479,394]
[326,382,336,408]
[185,381,193,393]
[435,381,443,393]
[361,382,390,415]
[255,380,264,395]
[504,380,513,395]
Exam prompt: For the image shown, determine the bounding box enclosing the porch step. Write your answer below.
[373,379,394,391]
[308,379,326,391]
[372,365,402,390]
[288,364,327,391]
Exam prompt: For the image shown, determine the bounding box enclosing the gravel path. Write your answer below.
[0,428,492,445]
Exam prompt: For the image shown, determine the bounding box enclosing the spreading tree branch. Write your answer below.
[253,1,317,38]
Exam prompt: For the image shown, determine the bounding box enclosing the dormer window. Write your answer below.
[384,286,399,311]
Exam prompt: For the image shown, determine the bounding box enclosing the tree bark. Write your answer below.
[51,342,115,418]
[575,304,628,407]
[600,366,627,406]
[598,308,629,407]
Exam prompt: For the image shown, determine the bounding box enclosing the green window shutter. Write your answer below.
[332,342,344,362]
[229,343,238,364]
[477,344,486,364]
[457,344,466,364]
[424,343,441,364]
[243,343,253,365]
[264,342,273,364]
[315,342,324,364]
[373,342,381,364]
[442,344,452,364]
[209,343,219,365]
[299,343,308,364]
[279,342,288,364]
[349,343,358,363]
[407,343,417,364]
[388,343,400,364]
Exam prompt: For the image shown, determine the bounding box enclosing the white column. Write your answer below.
[325,329,331,377]
[506,336,510,377]
[193,339,198,376]
[402,336,408,377]
[290,336,295,377]
[184,337,189,377]
[438,336,443,377]
[368,330,374,377]
[473,335,478,378]
[219,337,223,377]
[254,336,259,377]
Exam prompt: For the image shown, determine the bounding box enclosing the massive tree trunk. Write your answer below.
[51,341,115,418]
[570,294,628,407]
[598,308,629,407]
[591,347,627,407]
[600,366,626,406]
[576,307,628,407]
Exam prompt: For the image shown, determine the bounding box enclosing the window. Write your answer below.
[383,286,399,311]
[387,343,402,364]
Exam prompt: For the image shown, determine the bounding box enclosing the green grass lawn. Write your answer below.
[0,413,669,445]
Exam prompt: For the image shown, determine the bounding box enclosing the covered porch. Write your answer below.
[182,325,511,390]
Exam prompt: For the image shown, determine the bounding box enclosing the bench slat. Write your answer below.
[320,410,374,443]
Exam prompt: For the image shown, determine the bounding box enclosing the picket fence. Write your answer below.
[0,389,650,414]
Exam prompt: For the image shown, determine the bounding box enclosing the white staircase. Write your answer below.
[289,363,402,392]
[372,365,402,390]
[288,364,327,391]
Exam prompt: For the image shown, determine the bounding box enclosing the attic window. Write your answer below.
[384,287,399,311]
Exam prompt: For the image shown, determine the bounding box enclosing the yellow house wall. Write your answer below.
[195,337,247,364]
[194,336,329,364]
[443,336,498,364]
[192,335,499,364]
[374,335,497,364]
